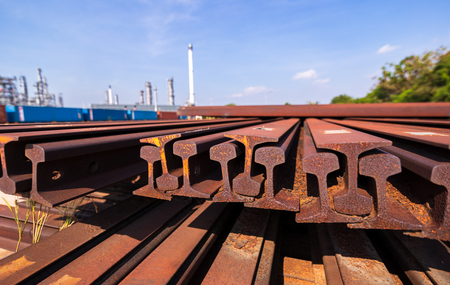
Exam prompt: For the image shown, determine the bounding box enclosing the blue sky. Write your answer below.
[1,0,449,107]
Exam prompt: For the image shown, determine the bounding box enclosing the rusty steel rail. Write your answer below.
[0,118,252,195]
[0,199,448,284]
[171,132,232,199]
[349,149,423,230]
[202,208,272,284]
[135,119,265,200]
[245,121,301,211]
[306,118,391,216]
[0,119,202,134]
[326,224,397,284]
[0,196,155,284]
[224,118,300,197]
[379,141,450,240]
[25,120,263,207]
[37,200,192,285]
[326,118,450,149]
[210,141,249,203]
[118,201,228,284]
[178,102,450,118]
[349,117,450,128]
[296,125,362,223]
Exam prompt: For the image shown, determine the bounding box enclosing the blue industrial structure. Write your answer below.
[5,105,163,123]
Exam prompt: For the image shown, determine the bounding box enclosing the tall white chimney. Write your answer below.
[105,91,109,104]
[154,86,158,111]
[139,90,144,105]
[167,77,174,106]
[145,82,152,105]
[188,44,194,106]
[108,85,113,105]
[114,94,119,105]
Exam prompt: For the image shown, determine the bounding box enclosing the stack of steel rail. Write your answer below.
[0,102,449,284]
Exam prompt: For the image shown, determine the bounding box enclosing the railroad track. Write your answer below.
[0,103,448,283]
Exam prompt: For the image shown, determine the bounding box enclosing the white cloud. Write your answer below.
[377,44,400,54]
[229,86,271,98]
[313,78,330,84]
[244,86,269,95]
[292,69,318,80]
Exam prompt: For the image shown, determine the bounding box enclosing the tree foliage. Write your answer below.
[331,94,354,104]
[331,47,450,103]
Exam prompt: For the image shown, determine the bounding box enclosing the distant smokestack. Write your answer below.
[19,76,28,100]
[167,77,174,106]
[58,93,63,107]
[36,68,44,105]
[154,86,158,111]
[108,85,113,105]
[139,90,144,105]
[114,94,119,105]
[105,91,109,104]
[145,82,152,105]
[43,77,48,95]
[188,44,194,105]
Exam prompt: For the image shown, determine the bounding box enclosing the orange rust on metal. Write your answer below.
[327,224,396,284]
[177,102,450,118]
[140,134,182,191]
[39,200,189,285]
[202,208,270,285]
[133,145,172,200]
[0,256,35,280]
[119,201,227,284]
[307,118,391,216]
[139,119,264,192]
[349,150,423,230]
[210,141,254,203]
[296,125,362,223]
[326,118,450,150]
[171,134,229,198]
[225,119,300,197]
[246,122,301,211]
[381,143,450,240]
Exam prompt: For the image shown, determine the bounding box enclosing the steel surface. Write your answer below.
[245,122,301,211]
[296,125,362,223]
[172,132,232,198]
[326,118,450,150]
[393,231,450,284]
[140,119,262,192]
[307,118,391,216]
[224,118,299,197]
[349,150,423,230]
[0,196,153,284]
[119,201,227,285]
[202,208,271,285]
[210,141,253,203]
[378,231,434,285]
[316,225,344,285]
[38,200,189,285]
[350,117,450,127]
[0,119,253,195]
[178,102,450,118]
[327,224,396,285]
[24,123,250,206]
[380,142,450,240]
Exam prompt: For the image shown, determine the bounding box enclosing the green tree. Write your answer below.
[330,94,354,104]
[330,47,450,103]
[225,103,236,106]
